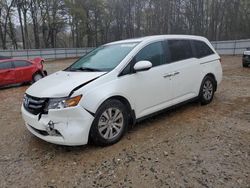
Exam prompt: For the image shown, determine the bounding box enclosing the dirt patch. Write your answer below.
[0,56,249,187]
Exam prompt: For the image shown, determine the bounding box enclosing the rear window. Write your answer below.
[192,40,214,58]
[168,40,194,62]
[0,62,13,70]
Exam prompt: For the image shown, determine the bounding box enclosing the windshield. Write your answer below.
[66,42,138,72]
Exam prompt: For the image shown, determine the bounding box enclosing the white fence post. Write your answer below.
[233,40,237,56]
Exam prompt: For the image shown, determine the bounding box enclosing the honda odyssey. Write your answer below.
[21,35,222,146]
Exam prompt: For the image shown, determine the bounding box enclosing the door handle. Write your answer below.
[173,71,180,76]
[163,73,172,78]
[163,71,180,78]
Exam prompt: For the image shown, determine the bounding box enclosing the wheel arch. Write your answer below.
[101,95,136,126]
[203,73,217,91]
[87,95,136,145]
[32,70,43,78]
[32,70,43,80]
[85,94,136,127]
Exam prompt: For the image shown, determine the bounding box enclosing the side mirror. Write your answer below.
[133,61,152,72]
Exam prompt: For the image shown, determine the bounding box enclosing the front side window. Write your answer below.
[0,62,13,70]
[168,40,194,62]
[192,40,214,58]
[119,42,166,76]
[13,61,31,68]
[135,42,165,67]
[67,42,138,72]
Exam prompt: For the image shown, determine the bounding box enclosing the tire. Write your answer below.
[199,76,216,105]
[243,63,248,68]
[89,99,128,146]
[32,73,43,83]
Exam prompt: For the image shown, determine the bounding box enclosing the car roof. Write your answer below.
[0,58,31,63]
[0,59,12,63]
[106,35,208,45]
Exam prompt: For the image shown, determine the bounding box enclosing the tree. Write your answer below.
[1,0,250,49]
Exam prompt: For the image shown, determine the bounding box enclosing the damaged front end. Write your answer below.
[22,93,94,146]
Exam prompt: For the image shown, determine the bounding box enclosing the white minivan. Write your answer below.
[21,35,222,146]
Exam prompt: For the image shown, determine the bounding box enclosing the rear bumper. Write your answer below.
[21,105,94,146]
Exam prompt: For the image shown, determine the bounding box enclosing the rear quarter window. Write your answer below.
[192,40,214,58]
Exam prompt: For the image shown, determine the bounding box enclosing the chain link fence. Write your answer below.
[0,48,94,60]
[211,39,250,55]
[0,39,249,60]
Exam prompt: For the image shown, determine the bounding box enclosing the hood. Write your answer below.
[26,71,106,98]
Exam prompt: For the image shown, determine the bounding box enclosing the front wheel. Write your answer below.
[199,76,216,105]
[89,99,128,146]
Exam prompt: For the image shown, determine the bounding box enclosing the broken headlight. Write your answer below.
[46,95,82,110]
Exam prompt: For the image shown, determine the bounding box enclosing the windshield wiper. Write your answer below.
[69,67,102,72]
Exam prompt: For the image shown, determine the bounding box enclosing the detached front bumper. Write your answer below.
[21,105,94,146]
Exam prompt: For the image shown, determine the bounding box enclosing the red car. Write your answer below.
[0,57,47,87]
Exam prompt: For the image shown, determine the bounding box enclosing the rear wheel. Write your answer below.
[32,73,43,83]
[199,76,216,105]
[89,99,128,146]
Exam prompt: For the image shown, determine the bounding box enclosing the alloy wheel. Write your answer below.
[202,80,213,101]
[98,108,124,140]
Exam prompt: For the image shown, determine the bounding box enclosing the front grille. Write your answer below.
[23,94,47,115]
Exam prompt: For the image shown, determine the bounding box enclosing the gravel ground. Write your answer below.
[0,56,249,188]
